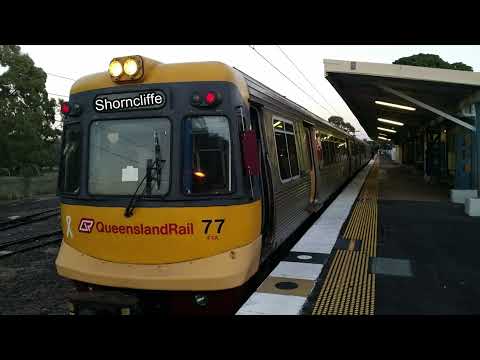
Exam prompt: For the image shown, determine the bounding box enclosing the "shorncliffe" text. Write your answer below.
[95,91,165,112]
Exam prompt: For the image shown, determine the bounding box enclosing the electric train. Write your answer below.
[56,55,370,314]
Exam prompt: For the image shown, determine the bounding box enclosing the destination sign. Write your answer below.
[94,91,166,112]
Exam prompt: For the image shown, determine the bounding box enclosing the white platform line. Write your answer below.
[292,163,372,254]
[236,293,307,315]
[270,261,324,281]
[236,161,373,316]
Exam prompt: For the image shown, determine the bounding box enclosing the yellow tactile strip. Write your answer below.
[312,160,378,315]
[312,250,374,315]
[344,165,378,256]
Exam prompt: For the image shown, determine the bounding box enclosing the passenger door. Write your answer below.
[302,123,318,210]
[249,104,275,252]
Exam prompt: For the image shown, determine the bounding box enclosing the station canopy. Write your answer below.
[323,59,480,143]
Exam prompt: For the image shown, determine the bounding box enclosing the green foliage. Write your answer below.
[0,45,61,176]
[393,53,473,72]
[328,116,356,135]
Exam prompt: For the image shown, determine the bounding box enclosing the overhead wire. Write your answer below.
[46,72,74,100]
[248,45,332,117]
[46,72,75,81]
[275,45,340,115]
[275,46,366,138]
[48,92,69,98]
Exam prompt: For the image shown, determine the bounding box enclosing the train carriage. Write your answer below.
[56,55,370,314]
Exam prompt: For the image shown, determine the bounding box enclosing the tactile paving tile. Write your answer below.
[312,250,375,315]
[312,159,379,315]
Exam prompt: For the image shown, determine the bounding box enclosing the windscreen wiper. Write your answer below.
[124,132,166,218]
[153,130,165,189]
[124,159,154,218]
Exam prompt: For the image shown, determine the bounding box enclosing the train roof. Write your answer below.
[236,68,361,140]
[70,57,250,101]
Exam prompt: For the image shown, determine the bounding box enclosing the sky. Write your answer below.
[19,45,480,139]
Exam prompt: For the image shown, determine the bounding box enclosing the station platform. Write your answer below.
[237,155,480,315]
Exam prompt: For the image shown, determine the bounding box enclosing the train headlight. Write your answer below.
[108,55,144,82]
[108,60,123,78]
[123,58,139,76]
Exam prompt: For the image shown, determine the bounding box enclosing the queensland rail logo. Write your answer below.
[94,91,166,113]
[78,218,95,233]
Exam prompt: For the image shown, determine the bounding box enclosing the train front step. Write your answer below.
[67,291,140,315]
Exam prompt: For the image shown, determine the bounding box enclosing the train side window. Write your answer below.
[273,117,300,181]
[335,137,346,162]
[59,123,81,194]
[330,141,337,163]
[286,132,299,176]
[330,138,338,164]
[183,116,232,195]
[325,141,331,165]
[351,141,356,155]
[274,131,291,179]
[319,133,335,166]
[339,140,347,160]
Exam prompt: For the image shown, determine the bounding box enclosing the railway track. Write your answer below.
[0,230,63,259]
[0,208,60,232]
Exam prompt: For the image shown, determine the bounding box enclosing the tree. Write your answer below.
[344,122,356,135]
[328,116,357,135]
[393,53,473,72]
[0,45,61,176]
[328,116,345,129]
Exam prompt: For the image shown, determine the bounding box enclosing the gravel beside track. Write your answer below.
[0,195,59,221]
[0,243,76,315]
[0,195,76,315]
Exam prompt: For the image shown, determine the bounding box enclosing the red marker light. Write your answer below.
[205,91,217,105]
[61,102,70,115]
[191,93,201,105]
[194,171,206,178]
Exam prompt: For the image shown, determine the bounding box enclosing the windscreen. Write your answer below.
[88,118,170,195]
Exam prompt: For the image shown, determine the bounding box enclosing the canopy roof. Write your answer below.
[324,59,480,142]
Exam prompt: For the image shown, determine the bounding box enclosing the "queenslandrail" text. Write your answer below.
[95,221,194,235]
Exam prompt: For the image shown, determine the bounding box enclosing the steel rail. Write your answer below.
[0,236,63,259]
[0,208,60,231]
[0,229,62,251]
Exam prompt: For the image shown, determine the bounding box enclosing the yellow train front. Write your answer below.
[56,56,263,314]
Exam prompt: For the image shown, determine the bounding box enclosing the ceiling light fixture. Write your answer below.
[378,118,404,126]
[375,100,416,111]
[377,127,396,133]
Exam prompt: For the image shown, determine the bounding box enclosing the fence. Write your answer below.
[0,172,58,200]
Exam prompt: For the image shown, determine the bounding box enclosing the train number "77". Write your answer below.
[201,219,225,234]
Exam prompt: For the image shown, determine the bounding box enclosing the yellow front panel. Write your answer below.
[61,201,261,265]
